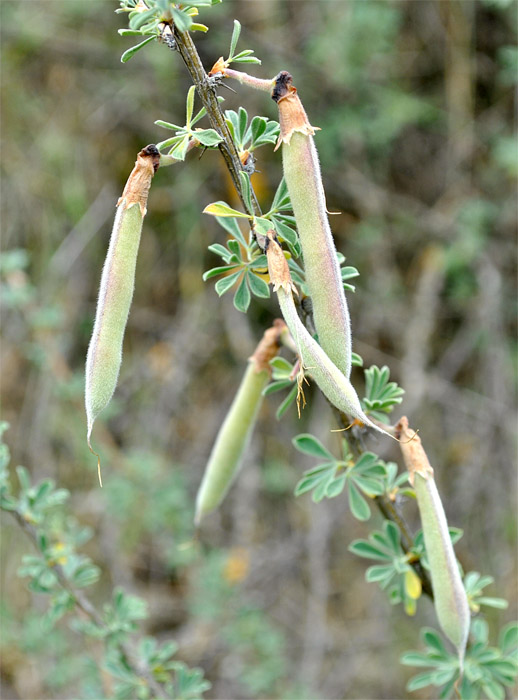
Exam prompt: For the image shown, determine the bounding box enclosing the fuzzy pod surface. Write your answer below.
[195,323,284,524]
[398,417,470,661]
[272,71,352,379]
[85,145,160,460]
[266,231,387,438]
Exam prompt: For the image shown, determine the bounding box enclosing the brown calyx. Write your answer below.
[265,230,298,296]
[271,71,318,149]
[395,416,433,485]
[209,56,227,77]
[117,145,160,215]
[250,319,287,373]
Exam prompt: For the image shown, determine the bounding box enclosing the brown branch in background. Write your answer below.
[173,27,261,217]
[10,511,169,700]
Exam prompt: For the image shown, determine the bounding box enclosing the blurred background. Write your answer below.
[1,1,516,698]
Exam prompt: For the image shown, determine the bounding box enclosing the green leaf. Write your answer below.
[270,356,294,374]
[233,275,251,312]
[292,434,334,460]
[229,19,241,59]
[203,201,249,218]
[129,8,157,30]
[169,135,190,161]
[171,8,193,33]
[232,55,261,65]
[348,540,392,561]
[239,171,253,213]
[263,380,293,396]
[246,271,270,298]
[118,29,145,36]
[500,622,518,654]
[154,119,183,131]
[214,216,248,247]
[194,129,223,146]
[325,474,346,498]
[185,85,196,128]
[476,596,509,609]
[120,35,155,63]
[275,383,298,420]
[238,106,248,143]
[214,270,242,296]
[400,651,437,667]
[406,671,438,691]
[347,481,370,520]
[365,564,394,582]
[202,265,237,281]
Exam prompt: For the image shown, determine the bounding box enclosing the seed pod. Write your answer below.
[266,231,387,437]
[195,321,285,524]
[85,145,160,482]
[397,416,470,662]
[272,71,352,379]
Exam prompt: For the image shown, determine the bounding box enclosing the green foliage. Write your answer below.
[349,520,423,615]
[463,572,510,613]
[202,213,269,312]
[292,434,387,516]
[155,85,223,158]
[225,107,279,153]
[224,19,261,66]
[263,356,299,419]
[117,0,219,61]
[362,365,405,422]
[0,425,210,699]
[401,620,518,699]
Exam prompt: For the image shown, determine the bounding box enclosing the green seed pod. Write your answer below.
[398,417,470,662]
[85,145,160,481]
[272,71,352,379]
[266,231,387,438]
[195,322,285,524]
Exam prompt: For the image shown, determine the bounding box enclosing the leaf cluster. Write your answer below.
[0,423,210,699]
[292,434,387,518]
[155,86,223,159]
[401,621,518,700]
[117,0,219,62]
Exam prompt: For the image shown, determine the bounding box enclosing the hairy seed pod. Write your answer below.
[195,322,285,524]
[266,232,387,437]
[85,145,160,481]
[397,417,470,662]
[272,71,353,379]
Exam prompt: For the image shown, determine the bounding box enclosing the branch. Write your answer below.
[172,28,261,217]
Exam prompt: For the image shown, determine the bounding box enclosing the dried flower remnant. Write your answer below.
[85,145,160,484]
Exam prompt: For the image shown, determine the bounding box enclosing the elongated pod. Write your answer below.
[272,71,352,379]
[397,417,470,662]
[266,231,387,438]
[85,145,160,469]
[195,321,285,524]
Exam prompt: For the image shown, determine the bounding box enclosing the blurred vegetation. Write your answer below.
[1,1,516,698]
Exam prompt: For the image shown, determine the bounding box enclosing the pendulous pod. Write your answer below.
[195,321,285,524]
[272,71,353,379]
[397,417,470,663]
[85,145,160,478]
[265,231,387,438]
